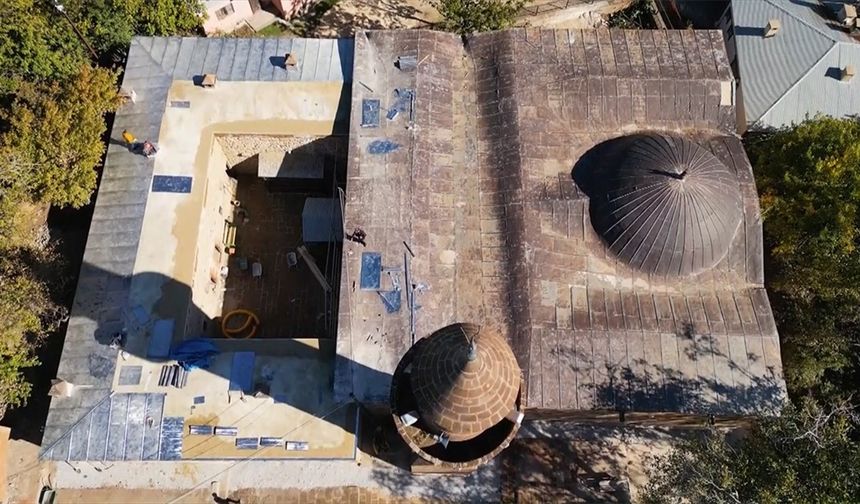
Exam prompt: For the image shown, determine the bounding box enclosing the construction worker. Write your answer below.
[141,140,158,158]
[122,129,136,146]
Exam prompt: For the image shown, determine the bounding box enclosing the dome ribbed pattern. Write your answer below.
[410,323,520,442]
[586,134,743,277]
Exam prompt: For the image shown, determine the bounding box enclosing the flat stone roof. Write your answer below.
[335,28,785,416]
[42,36,355,460]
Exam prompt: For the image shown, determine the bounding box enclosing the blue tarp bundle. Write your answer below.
[171,338,219,370]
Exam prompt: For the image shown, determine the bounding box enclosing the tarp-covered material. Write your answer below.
[171,338,219,370]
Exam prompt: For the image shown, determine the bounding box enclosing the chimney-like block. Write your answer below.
[201,74,217,88]
[285,53,298,67]
[840,4,857,25]
[842,65,856,82]
[765,19,781,38]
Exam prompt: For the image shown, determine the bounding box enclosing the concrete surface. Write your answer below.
[172,341,357,460]
[248,9,279,31]
[44,421,686,502]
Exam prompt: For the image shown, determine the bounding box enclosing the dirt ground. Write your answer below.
[313,0,440,37]
[311,0,632,37]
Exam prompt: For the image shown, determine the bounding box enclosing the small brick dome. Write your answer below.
[409,323,521,442]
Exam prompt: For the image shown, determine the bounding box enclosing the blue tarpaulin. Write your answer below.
[170,338,219,370]
[368,139,400,154]
[228,351,256,393]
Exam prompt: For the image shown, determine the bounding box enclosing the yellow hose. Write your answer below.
[221,309,260,339]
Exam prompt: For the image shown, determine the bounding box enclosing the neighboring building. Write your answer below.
[201,0,317,34]
[40,27,784,486]
[721,0,860,130]
[202,0,258,34]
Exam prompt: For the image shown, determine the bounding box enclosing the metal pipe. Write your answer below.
[53,2,99,61]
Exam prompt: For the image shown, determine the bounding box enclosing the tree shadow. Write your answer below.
[543,321,785,418]
[311,0,434,37]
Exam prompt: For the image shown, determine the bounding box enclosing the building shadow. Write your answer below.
[30,259,394,463]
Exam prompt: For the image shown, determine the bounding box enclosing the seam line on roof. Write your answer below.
[39,391,115,459]
[755,42,839,123]
[763,0,842,42]
[131,37,172,81]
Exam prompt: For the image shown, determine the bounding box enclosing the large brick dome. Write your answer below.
[409,323,521,442]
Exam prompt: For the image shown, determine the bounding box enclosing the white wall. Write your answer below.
[186,138,237,337]
[202,0,255,34]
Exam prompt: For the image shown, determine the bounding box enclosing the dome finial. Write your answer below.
[463,325,478,361]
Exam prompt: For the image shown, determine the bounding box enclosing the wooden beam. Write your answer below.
[297,245,331,293]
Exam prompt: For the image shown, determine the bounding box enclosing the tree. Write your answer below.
[641,402,860,504]
[433,0,524,35]
[0,0,88,90]
[0,65,122,208]
[59,0,205,63]
[0,249,64,414]
[752,118,860,396]
[746,117,860,398]
[606,0,657,29]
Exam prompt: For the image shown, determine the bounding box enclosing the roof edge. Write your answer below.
[754,41,840,124]
[763,0,844,43]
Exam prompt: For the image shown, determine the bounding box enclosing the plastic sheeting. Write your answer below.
[170,338,219,370]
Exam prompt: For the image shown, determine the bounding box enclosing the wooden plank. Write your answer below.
[540,329,561,408]
[638,292,659,332]
[574,332,594,409]
[621,291,641,331]
[718,292,743,334]
[611,29,632,78]
[297,245,331,292]
[528,327,544,408]
[653,293,675,333]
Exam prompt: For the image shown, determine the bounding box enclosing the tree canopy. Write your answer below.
[1,66,122,207]
[59,0,205,64]
[0,249,64,414]
[0,0,202,414]
[0,0,89,90]
[746,117,860,398]
[432,0,524,35]
[642,402,860,504]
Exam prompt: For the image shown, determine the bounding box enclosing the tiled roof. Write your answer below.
[409,323,521,442]
[336,28,785,416]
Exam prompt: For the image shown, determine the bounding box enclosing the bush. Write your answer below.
[0,249,65,413]
[433,0,524,35]
[606,0,657,29]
